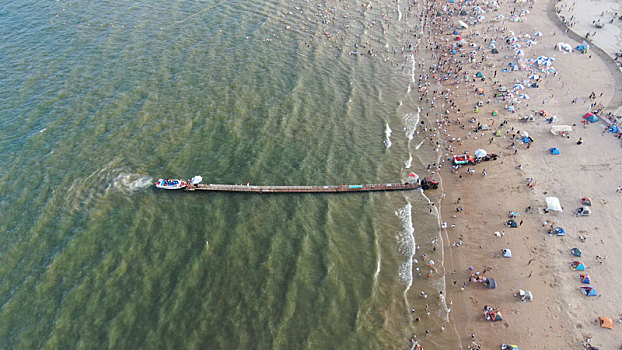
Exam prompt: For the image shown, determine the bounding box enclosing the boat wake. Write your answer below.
[112,173,154,192]
[395,203,415,293]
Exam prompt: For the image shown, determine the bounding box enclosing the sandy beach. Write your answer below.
[408,0,622,348]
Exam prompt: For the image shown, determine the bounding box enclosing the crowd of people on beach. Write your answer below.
[388,0,622,348]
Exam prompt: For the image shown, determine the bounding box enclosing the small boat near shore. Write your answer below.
[154,179,187,190]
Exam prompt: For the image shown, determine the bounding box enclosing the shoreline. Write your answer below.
[409,0,622,348]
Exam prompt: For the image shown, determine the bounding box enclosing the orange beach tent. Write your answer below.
[600,316,613,329]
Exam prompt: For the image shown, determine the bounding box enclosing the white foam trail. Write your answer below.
[113,173,154,192]
[397,7,403,21]
[395,203,415,293]
[404,154,412,169]
[384,123,392,148]
[403,107,420,140]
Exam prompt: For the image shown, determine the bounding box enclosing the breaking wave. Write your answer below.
[403,107,420,140]
[395,203,415,293]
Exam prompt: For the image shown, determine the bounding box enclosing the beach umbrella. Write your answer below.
[534,31,543,36]
[475,149,487,158]
[519,94,529,99]
[529,74,540,80]
[523,33,531,38]
[507,106,515,112]
[514,84,525,90]
[515,49,524,56]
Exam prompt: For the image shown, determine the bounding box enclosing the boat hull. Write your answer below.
[154,179,187,190]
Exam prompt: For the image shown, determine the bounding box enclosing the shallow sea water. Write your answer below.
[0,1,453,348]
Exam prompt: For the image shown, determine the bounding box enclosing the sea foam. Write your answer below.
[403,107,420,140]
[404,153,412,169]
[395,203,415,293]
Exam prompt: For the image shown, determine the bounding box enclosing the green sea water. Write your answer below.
[0,1,453,348]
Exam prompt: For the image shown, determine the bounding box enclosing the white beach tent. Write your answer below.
[458,20,469,29]
[550,125,572,135]
[475,149,488,158]
[545,197,563,212]
[555,42,573,52]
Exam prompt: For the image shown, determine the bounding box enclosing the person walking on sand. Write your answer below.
[577,137,583,145]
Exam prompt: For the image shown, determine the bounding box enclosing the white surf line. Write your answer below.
[395,203,415,308]
[404,153,412,169]
[429,172,464,350]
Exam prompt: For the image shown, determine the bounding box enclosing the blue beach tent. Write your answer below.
[571,261,586,271]
[608,125,618,133]
[580,274,591,284]
[583,112,599,123]
[581,286,598,297]
[555,227,565,236]
[549,147,560,155]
